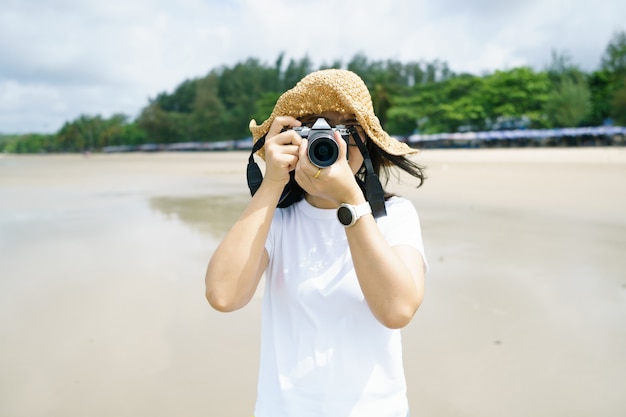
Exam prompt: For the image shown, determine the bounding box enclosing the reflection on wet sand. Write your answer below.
[150,194,248,240]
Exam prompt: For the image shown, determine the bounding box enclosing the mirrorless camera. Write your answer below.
[291,118,350,168]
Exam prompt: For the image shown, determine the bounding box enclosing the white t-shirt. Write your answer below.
[254,196,427,417]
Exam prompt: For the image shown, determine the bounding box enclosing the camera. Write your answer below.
[292,118,350,168]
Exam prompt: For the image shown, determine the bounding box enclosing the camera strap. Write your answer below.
[246,136,265,197]
[246,136,298,207]
[349,128,387,219]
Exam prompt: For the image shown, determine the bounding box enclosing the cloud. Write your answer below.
[1,0,624,133]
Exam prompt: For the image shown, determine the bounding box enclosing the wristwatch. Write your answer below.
[337,202,372,227]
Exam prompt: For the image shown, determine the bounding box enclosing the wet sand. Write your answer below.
[1,148,625,417]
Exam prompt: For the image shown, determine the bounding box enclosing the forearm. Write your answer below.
[346,216,424,328]
[205,180,282,311]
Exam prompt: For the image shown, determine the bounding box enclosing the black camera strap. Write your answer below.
[349,128,387,219]
[246,136,265,197]
[247,136,298,207]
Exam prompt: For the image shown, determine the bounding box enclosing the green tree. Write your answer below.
[252,92,282,125]
[282,56,314,90]
[191,72,227,141]
[98,114,128,147]
[0,135,18,152]
[388,73,485,134]
[600,30,626,124]
[346,53,370,80]
[56,115,105,151]
[480,67,551,128]
[423,60,453,83]
[601,30,626,79]
[612,83,626,124]
[52,114,138,150]
[543,51,591,127]
[586,69,613,125]
[155,79,197,113]
[4,134,55,153]
[545,50,587,85]
[217,58,281,139]
[119,123,147,146]
[544,79,591,127]
[137,103,185,144]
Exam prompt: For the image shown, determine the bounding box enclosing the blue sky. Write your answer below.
[1,0,624,134]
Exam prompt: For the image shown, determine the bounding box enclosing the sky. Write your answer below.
[1,0,625,134]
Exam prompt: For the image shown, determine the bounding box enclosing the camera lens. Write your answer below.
[307,135,339,168]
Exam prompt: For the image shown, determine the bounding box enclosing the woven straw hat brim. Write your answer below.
[249,69,417,158]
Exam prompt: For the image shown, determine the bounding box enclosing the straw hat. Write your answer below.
[249,69,417,157]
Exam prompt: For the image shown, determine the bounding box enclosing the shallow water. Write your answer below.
[150,194,248,239]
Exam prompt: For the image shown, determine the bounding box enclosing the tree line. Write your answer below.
[2,30,625,154]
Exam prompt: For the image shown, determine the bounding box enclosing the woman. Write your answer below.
[205,69,428,417]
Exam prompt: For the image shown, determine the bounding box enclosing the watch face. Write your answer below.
[337,206,353,226]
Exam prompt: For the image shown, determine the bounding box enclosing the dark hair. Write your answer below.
[360,140,427,199]
[277,137,426,208]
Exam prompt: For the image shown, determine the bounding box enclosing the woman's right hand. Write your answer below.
[263,116,303,187]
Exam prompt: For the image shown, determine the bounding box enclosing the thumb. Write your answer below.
[335,130,348,161]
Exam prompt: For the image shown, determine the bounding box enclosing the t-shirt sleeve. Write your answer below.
[379,197,429,273]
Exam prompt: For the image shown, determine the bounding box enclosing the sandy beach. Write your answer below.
[1,147,625,417]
